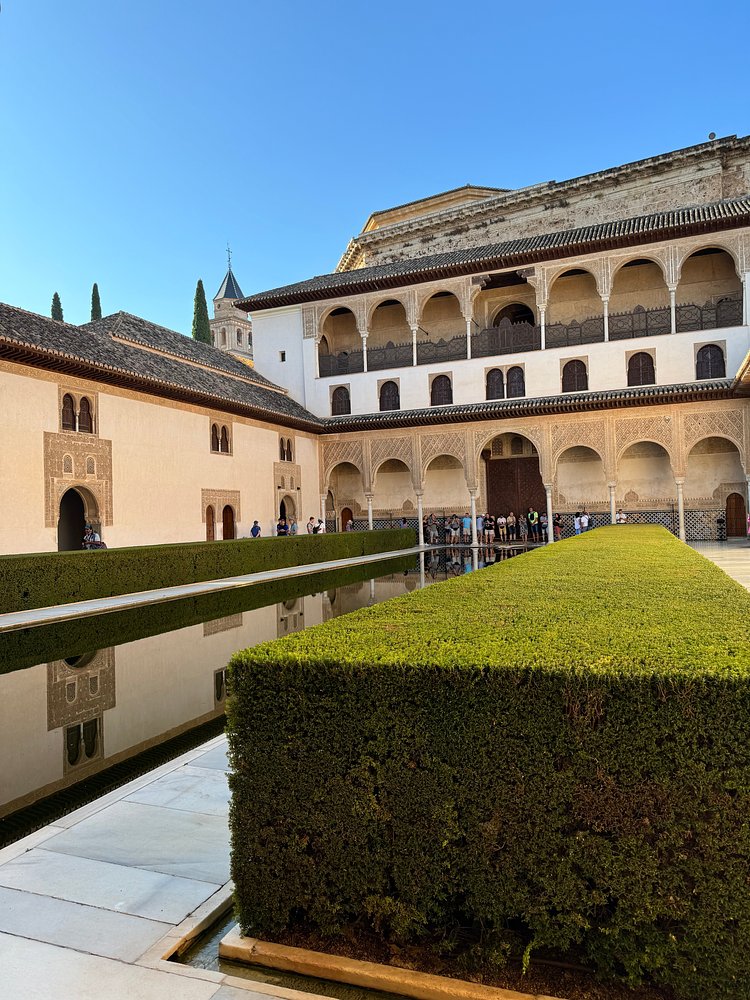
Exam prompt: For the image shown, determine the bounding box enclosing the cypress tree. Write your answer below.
[91,283,102,321]
[51,292,63,321]
[192,279,212,343]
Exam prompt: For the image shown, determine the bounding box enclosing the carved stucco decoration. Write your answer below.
[370,436,415,479]
[201,489,241,522]
[322,440,365,489]
[681,409,746,466]
[274,462,302,493]
[473,425,546,478]
[615,415,675,463]
[47,648,115,731]
[551,419,608,466]
[44,431,113,528]
[204,615,243,636]
[420,432,467,478]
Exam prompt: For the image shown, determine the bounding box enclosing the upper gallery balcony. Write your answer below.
[317,249,745,377]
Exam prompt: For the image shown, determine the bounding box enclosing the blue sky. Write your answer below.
[1,1,748,333]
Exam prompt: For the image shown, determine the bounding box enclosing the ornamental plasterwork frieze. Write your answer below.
[420,432,467,477]
[201,489,241,522]
[302,306,317,340]
[551,419,608,466]
[47,648,115,731]
[369,436,414,478]
[473,424,545,461]
[274,461,302,493]
[44,431,113,528]
[322,439,365,489]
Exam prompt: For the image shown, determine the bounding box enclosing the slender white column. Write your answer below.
[471,548,479,572]
[540,307,546,350]
[469,490,479,548]
[411,326,418,367]
[544,483,554,543]
[320,494,327,525]
[675,478,686,542]
[419,551,426,589]
[602,296,610,342]
[361,333,368,373]
[608,482,616,524]
[416,492,425,547]
[465,318,472,360]
[315,338,321,378]
[366,494,374,531]
[743,274,749,326]
[669,286,677,335]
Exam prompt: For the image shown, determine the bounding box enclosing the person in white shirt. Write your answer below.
[316,518,326,534]
[580,511,590,532]
[574,512,582,535]
[616,509,628,524]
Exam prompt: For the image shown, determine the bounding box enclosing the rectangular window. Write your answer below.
[279,351,286,362]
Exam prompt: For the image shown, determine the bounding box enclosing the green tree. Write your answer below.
[191,279,211,343]
[91,283,102,321]
[51,292,63,321]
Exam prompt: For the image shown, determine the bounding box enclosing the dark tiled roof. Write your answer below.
[239,199,750,310]
[324,380,735,432]
[0,302,323,431]
[215,268,244,300]
[80,312,270,385]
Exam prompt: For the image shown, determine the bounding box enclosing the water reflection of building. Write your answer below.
[1,596,325,819]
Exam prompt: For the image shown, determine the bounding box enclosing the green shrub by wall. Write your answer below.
[0,529,411,613]
[228,527,750,1000]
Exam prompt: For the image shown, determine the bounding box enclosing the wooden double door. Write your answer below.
[726,492,747,537]
[485,456,545,517]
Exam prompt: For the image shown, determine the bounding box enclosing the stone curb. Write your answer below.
[219,926,566,1000]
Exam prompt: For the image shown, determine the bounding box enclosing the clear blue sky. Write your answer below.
[1,1,748,333]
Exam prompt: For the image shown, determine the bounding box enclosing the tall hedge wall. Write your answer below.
[228,527,750,1000]
[0,529,411,613]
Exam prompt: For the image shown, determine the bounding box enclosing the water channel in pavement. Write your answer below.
[0,542,532,997]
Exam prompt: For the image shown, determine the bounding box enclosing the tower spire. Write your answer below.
[226,242,233,273]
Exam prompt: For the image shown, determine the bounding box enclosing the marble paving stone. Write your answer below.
[192,743,230,772]
[0,885,170,962]
[125,765,230,816]
[0,848,218,923]
[213,987,313,1000]
[0,932,221,1000]
[44,799,230,884]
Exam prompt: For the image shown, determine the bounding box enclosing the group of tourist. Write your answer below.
[423,508,565,545]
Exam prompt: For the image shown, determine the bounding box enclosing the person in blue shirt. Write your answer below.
[250,520,261,538]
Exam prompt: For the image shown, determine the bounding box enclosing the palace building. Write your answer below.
[1,135,750,555]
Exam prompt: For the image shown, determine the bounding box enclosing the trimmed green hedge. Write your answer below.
[0,529,411,613]
[228,527,750,1000]
[0,553,413,674]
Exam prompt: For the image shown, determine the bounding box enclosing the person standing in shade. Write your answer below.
[580,510,590,533]
[527,507,539,542]
[553,512,563,541]
[540,512,548,540]
[485,513,495,546]
[462,512,471,544]
[574,512,582,535]
[518,515,528,542]
[316,518,326,533]
[250,520,261,538]
[306,516,316,534]
[289,517,298,536]
[496,513,506,543]
[276,518,288,536]
[506,511,516,541]
[476,512,484,543]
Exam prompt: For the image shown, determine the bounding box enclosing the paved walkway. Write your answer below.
[689,537,750,591]
[0,734,332,1000]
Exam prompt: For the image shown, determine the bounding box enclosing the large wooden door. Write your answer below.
[485,457,545,516]
[222,505,235,540]
[206,505,215,541]
[341,507,353,531]
[726,492,746,537]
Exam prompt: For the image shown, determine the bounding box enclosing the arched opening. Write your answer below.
[341,506,353,531]
[619,442,674,502]
[58,488,87,551]
[424,455,466,511]
[328,462,365,524]
[369,300,411,352]
[696,344,726,380]
[420,291,463,338]
[685,438,745,524]
[379,380,400,411]
[206,505,215,541]
[78,397,93,434]
[726,492,747,537]
[279,439,286,461]
[547,269,603,347]
[493,303,535,326]
[319,308,360,376]
[221,328,227,346]
[331,386,351,415]
[482,433,543,519]
[373,458,414,515]
[220,426,230,453]
[627,352,656,386]
[222,505,235,540]
[62,393,76,431]
[556,446,607,505]
[562,359,588,393]
[507,366,525,398]
[280,494,296,521]
[286,439,294,462]
[430,374,453,406]
[608,259,669,339]
[677,248,742,330]
[211,424,220,452]
[486,368,504,400]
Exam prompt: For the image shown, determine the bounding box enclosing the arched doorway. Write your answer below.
[483,434,544,516]
[726,493,747,537]
[341,507,353,531]
[222,505,235,540]
[206,505,215,541]
[280,494,296,521]
[58,488,100,551]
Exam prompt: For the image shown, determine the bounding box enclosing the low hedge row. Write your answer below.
[0,529,411,613]
[228,526,750,1000]
[0,552,414,674]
